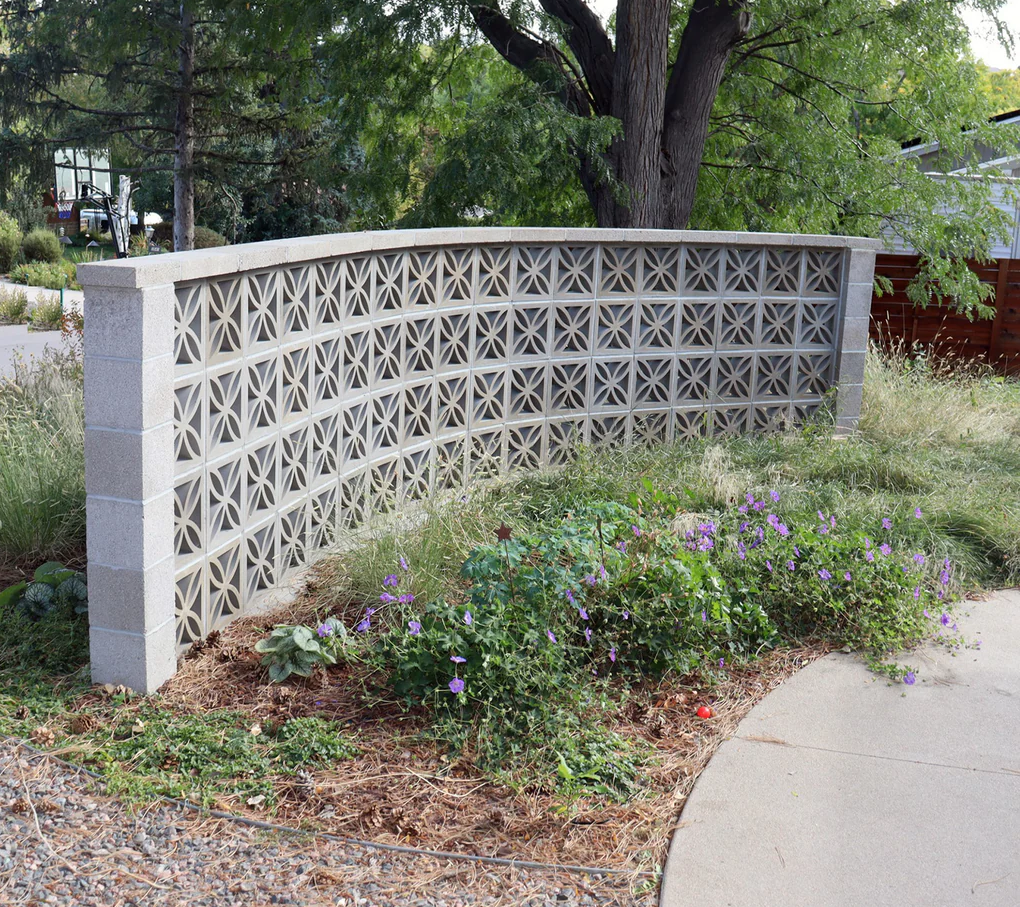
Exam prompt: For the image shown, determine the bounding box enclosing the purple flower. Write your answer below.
[882,518,892,530]
[753,500,766,511]
[817,510,826,522]
[599,565,608,581]
[923,609,930,619]
[383,574,399,587]
[913,553,925,566]
[632,525,641,538]
[585,627,592,643]
[609,647,617,663]
[793,546,800,557]
[547,629,557,644]
[622,609,630,620]
[865,551,875,563]
[903,672,916,686]
[940,570,951,586]
[770,490,780,503]
[565,589,576,606]
[818,568,832,580]
[701,610,707,622]
[399,556,409,571]
[940,613,950,626]
[356,618,371,633]
[844,571,852,582]
[449,678,465,694]
[365,607,376,617]
[317,623,334,638]
[380,592,397,604]
[739,521,749,534]
[398,593,415,605]
[913,587,921,600]
[584,574,597,587]
[738,504,748,515]
[737,541,747,561]
[766,560,773,572]
[914,507,923,519]
[578,606,589,621]
[777,524,790,537]
[616,541,627,554]
[767,513,780,530]
[880,543,892,557]
[719,657,725,668]
[407,620,421,636]
[464,610,473,625]
[698,537,714,552]
[786,560,795,571]
[450,655,466,664]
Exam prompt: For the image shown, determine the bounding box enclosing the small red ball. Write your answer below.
[696,705,713,719]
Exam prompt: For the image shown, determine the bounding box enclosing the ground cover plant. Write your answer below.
[0,346,1015,891]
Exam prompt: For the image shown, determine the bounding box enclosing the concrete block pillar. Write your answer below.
[83,281,177,693]
[834,247,877,430]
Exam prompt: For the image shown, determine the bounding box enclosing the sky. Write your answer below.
[584,1,1020,71]
[964,1,1019,69]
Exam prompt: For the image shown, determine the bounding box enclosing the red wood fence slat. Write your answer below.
[871,254,1020,375]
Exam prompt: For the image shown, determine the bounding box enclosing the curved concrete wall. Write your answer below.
[80,227,879,691]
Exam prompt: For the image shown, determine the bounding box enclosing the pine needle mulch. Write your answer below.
[143,582,828,887]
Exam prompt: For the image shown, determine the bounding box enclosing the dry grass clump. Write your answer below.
[861,341,1020,446]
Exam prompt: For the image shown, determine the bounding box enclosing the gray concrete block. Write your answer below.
[835,382,863,420]
[844,282,876,320]
[84,354,173,431]
[78,256,183,290]
[836,350,867,386]
[86,557,175,636]
[86,491,173,570]
[83,284,175,360]
[84,423,174,500]
[89,619,177,694]
[847,249,878,284]
[839,316,870,354]
[174,247,242,283]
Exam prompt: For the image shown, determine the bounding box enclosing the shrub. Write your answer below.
[21,228,63,264]
[194,225,227,249]
[0,286,29,324]
[0,212,22,273]
[148,223,227,251]
[10,260,77,290]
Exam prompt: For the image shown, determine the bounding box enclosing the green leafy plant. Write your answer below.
[0,285,29,324]
[21,228,63,264]
[0,212,23,273]
[0,561,88,621]
[10,260,78,290]
[254,616,352,681]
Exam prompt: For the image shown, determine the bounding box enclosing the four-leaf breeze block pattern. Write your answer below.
[172,242,844,647]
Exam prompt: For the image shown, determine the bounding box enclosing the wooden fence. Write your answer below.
[870,254,1020,374]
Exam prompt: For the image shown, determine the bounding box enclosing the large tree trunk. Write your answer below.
[174,3,196,252]
[658,1,750,229]
[610,0,669,227]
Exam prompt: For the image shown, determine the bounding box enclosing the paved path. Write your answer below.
[661,590,1020,907]
[0,281,83,377]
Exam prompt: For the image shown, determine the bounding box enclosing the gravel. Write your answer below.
[0,740,654,906]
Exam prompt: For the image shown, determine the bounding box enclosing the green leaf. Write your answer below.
[34,561,68,582]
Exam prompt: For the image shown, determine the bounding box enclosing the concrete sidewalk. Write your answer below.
[661,590,1020,907]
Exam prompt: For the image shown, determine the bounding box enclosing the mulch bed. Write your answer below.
[91,570,830,883]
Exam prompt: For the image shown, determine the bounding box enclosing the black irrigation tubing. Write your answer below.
[1,732,659,880]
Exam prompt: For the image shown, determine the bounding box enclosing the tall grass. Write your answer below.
[320,347,1020,611]
[0,343,85,566]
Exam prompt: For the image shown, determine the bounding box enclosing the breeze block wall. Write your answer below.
[79,228,879,692]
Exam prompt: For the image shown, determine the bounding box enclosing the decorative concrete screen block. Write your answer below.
[80,228,879,692]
